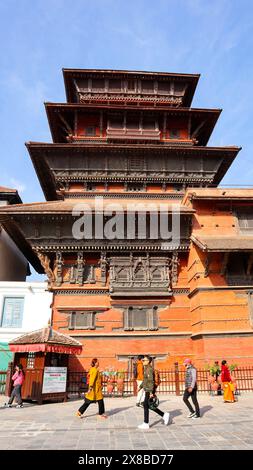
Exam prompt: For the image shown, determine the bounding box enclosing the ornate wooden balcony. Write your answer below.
[106,128,161,141]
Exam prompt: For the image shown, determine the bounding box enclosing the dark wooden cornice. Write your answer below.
[63,68,200,106]
[45,102,221,145]
[26,142,240,201]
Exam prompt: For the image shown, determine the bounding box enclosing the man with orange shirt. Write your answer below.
[135,355,144,406]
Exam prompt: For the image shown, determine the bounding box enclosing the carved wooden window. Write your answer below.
[226,252,253,285]
[124,306,158,331]
[236,207,253,232]
[174,82,185,95]
[69,311,96,330]
[127,183,144,192]
[85,126,96,136]
[76,79,88,91]
[27,352,35,369]
[158,81,170,94]
[128,80,136,91]
[92,79,104,91]
[141,80,154,93]
[248,291,253,328]
[86,183,96,191]
[129,155,145,170]
[109,79,122,91]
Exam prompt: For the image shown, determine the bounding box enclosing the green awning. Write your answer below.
[0,342,13,370]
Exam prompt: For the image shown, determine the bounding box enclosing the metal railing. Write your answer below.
[67,366,253,397]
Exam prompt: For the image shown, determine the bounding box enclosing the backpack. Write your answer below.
[154,369,161,388]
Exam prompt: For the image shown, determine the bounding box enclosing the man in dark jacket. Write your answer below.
[183,358,200,418]
[137,355,170,429]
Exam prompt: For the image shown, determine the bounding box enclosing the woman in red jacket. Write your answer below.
[221,360,235,403]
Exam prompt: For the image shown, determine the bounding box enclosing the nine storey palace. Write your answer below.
[1,68,253,371]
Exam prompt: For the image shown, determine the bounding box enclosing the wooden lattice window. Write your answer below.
[124,306,158,331]
[27,352,35,369]
[92,79,104,91]
[236,207,253,232]
[141,80,154,92]
[69,311,96,330]
[129,155,145,170]
[158,81,170,94]
[127,182,144,192]
[109,79,122,91]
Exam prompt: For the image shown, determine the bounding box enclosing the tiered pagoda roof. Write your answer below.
[0,68,243,274]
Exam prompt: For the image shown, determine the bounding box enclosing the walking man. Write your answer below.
[183,358,200,419]
[137,355,170,429]
[135,355,144,406]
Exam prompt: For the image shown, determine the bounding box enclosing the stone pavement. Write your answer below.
[0,393,252,450]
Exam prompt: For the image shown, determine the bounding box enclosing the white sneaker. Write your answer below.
[187,412,196,418]
[163,412,170,425]
[138,422,150,430]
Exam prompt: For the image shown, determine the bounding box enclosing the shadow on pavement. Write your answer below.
[107,406,133,416]
[200,405,213,416]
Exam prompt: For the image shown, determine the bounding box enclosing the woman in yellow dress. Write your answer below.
[76,358,108,418]
[221,360,235,403]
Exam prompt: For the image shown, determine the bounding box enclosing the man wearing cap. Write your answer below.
[183,358,200,419]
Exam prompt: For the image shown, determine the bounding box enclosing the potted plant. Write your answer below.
[229,363,238,390]
[116,370,125,395]
[205,363,220,392]
[103,368,116,395]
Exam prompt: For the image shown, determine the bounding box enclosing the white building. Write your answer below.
[0,282,52,369]
[0,186,29,282]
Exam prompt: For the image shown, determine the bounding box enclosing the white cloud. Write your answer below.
[10,178,26,194]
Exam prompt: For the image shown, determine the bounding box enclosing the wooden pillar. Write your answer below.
[174,362,180,396]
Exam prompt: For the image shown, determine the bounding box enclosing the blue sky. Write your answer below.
[0,0,253,279]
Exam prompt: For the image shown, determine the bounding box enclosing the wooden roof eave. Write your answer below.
[0,204,195,215]
[26,142,60,201]
[62,68,200,105]
[44,103,221,144]
[0,217,44,273]
[25,142,240,201]
[191,235,253,252]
